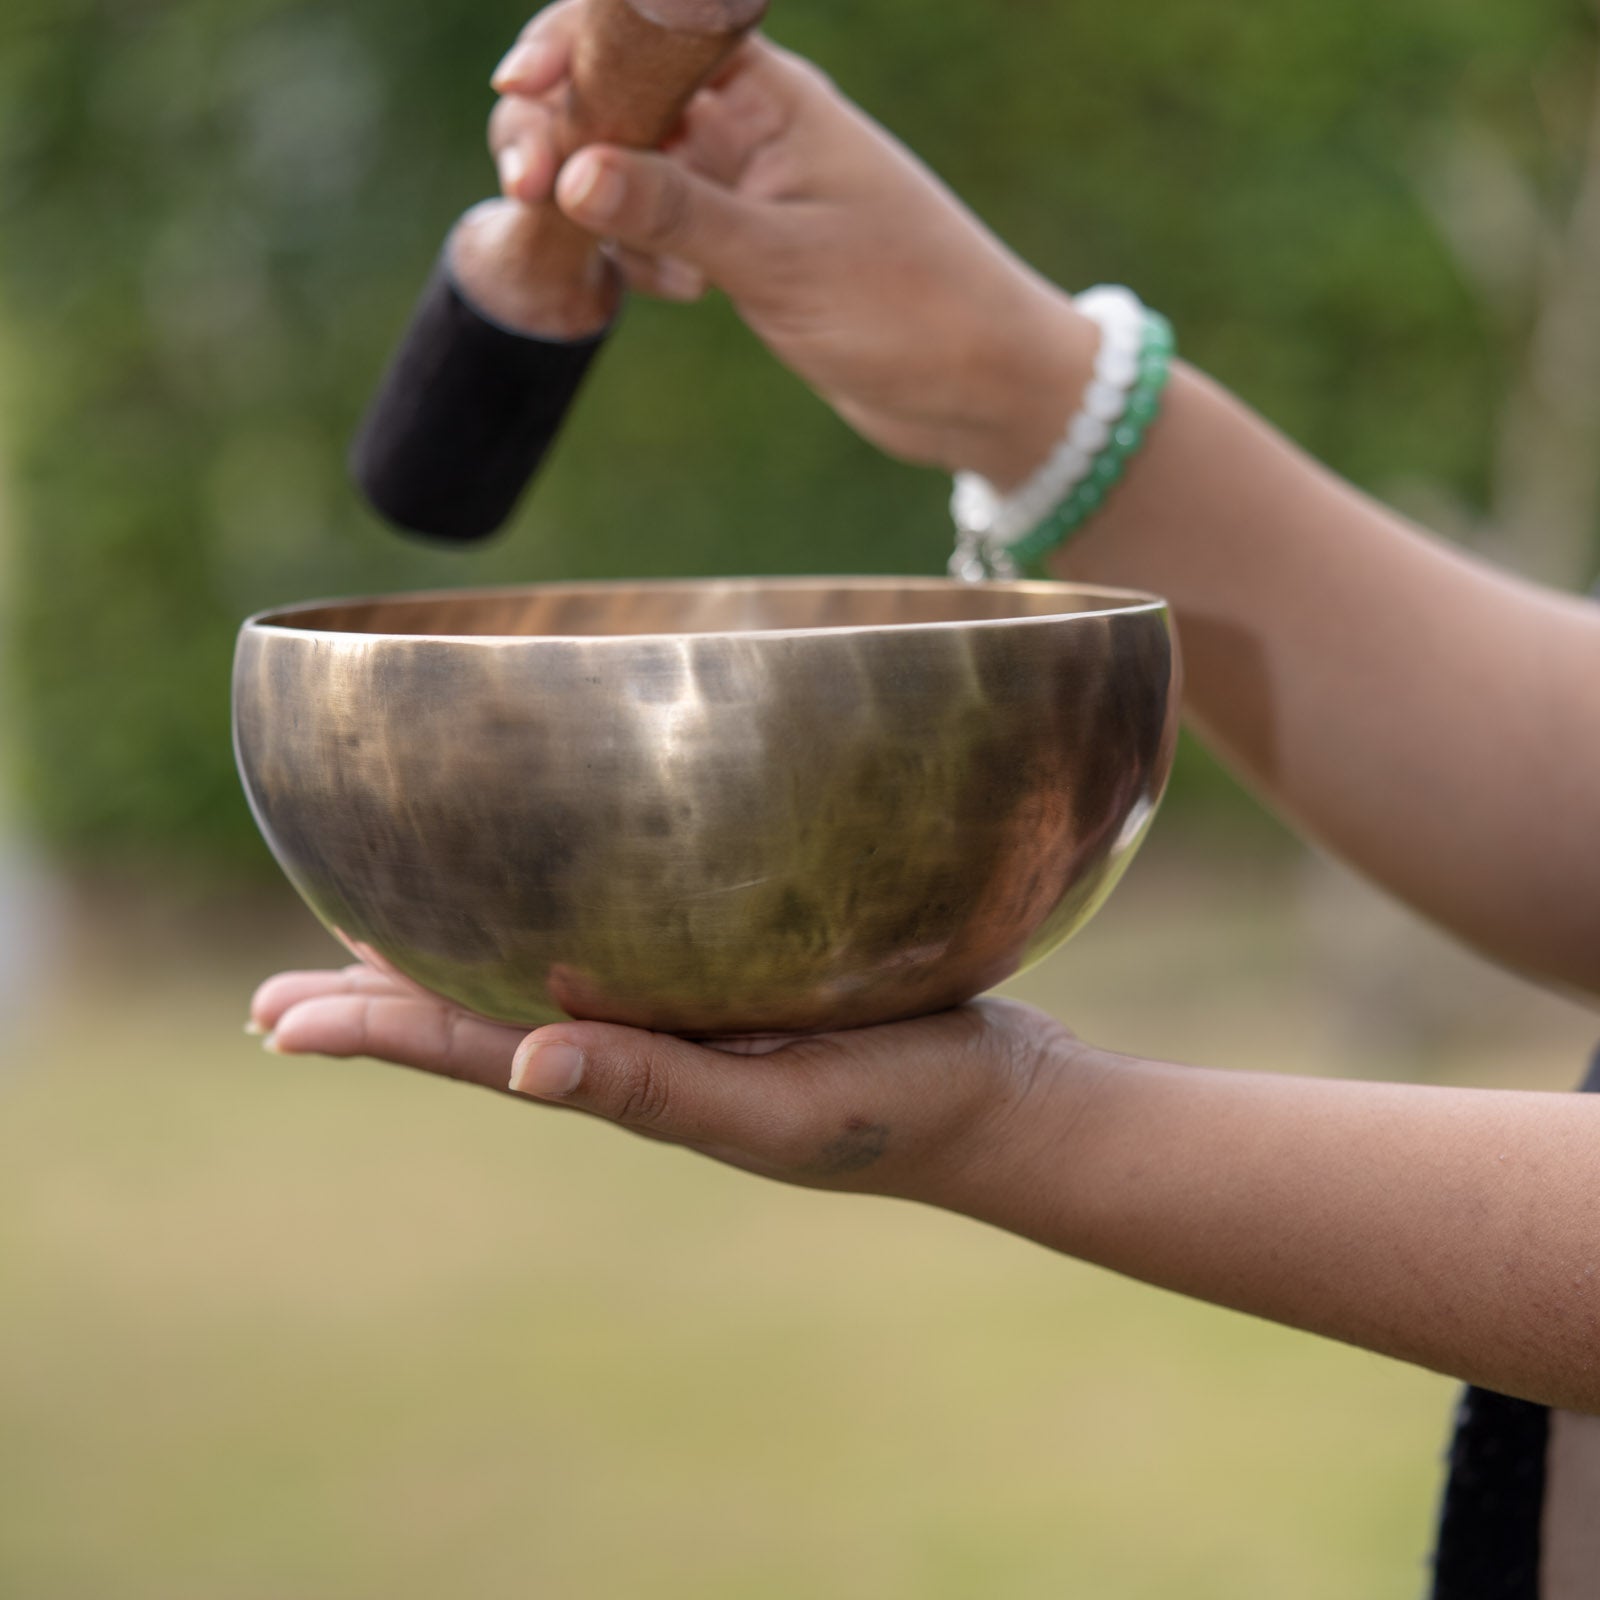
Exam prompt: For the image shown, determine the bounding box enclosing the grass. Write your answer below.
[2,840,1595,1599]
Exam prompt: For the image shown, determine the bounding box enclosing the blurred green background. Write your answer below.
[6,0,1600,867]
[3,0,1600,1594]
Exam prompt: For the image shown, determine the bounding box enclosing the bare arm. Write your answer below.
[1054,362,1600,995]
[951,1035,1600,1412]
[250,973,1600,1411]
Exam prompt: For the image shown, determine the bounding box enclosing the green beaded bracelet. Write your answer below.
[948,292,1176,582]
[1004,309,1174,576]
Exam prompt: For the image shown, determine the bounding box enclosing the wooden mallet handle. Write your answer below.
[351,0,768,541]
[458,0,769,337]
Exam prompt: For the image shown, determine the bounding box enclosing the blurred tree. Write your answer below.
[0,0,1596,875]
[1413,14,1600,584]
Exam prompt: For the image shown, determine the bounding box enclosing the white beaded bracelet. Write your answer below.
[950,285,1151,579]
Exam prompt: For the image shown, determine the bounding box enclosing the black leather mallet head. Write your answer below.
[351,0,768,543]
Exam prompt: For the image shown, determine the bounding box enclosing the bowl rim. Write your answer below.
[240,574,1170,646]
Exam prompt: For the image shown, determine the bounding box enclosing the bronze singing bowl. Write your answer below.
[233,578,1180,1035]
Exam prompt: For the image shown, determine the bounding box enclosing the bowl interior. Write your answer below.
[251,577,1162,641]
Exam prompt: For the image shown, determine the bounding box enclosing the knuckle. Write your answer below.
[610,1040,675,1127]
[515,9,551,43]
[806,64,838,99]
[643,170,694,246]
[526,0,575,33]
[511,2,573,53]
[487,97,520,150]
[488,97,549,154]
[787,54,836,100]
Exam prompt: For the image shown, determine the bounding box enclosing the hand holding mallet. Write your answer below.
[351,0,767,542]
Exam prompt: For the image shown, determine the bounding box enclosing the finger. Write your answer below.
[506,1002,1048,1189]
[505,1019,952,1188]
[555,146,772,287]
[249,965,409,1034]
[603,243,707,302]
[669,64,791,189]
[488,96,561,203]
[266,994,526,1092]
[509,1021,825,1166]
[703,33,827,116]
[490,1,579,95]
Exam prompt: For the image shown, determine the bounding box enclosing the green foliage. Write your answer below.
[1,0,1594,871]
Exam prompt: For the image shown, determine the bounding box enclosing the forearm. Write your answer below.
[943,1041,1600,1412]
[1034,348,1600,993]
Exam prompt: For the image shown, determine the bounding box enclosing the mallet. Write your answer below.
[351,0,768,542]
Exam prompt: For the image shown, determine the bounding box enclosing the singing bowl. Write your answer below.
[233,577,1180,1035]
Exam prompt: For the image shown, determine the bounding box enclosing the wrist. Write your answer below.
[953,285,1098,490]
[952,286,1174,579]
[911,1013,1119,1229]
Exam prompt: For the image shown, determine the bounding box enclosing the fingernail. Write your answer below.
[260,1031,288,1056]
[497,145,529,197]
[243,1019,266,1037]
[491,36,558,91]
[559,152,623,223]
[510,1041,585,1099]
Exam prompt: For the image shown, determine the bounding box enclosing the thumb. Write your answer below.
[509,1021,807,1156]
[503,1003,1036,1197]
[555,145,764,287]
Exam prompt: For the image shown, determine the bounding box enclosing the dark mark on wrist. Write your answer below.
[811,1116,890,1177]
